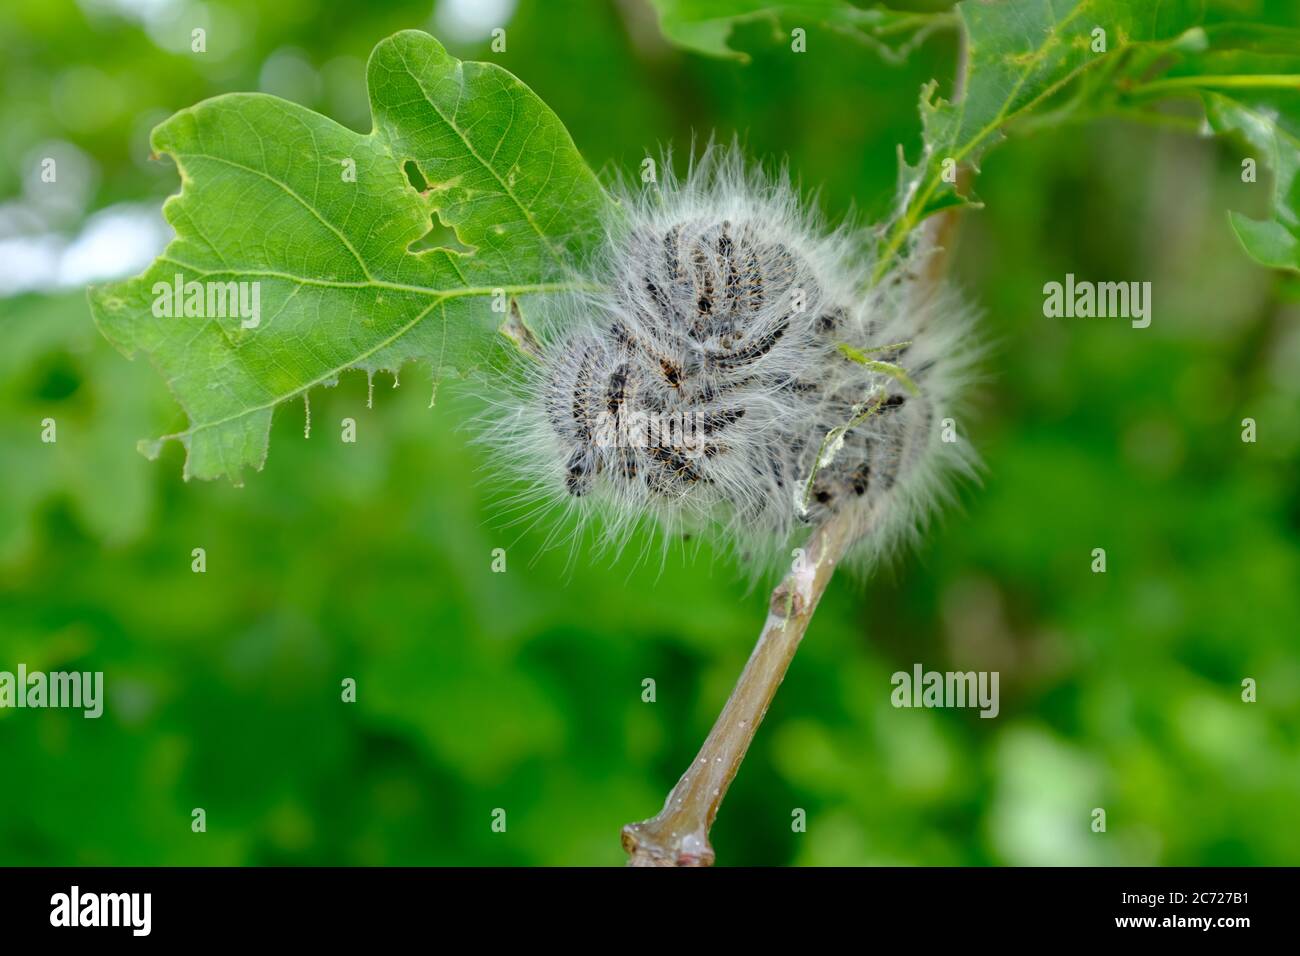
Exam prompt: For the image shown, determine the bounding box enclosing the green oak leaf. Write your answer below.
[875,0,1205,280]
[89,30,609,483]
[648,0,952,63]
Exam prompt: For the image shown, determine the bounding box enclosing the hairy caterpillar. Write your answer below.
[481,148,978,570]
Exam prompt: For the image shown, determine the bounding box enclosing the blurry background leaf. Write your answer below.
[647,0,955,62]
[0,293,164,560]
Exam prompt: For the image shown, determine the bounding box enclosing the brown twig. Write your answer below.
[621,515,859,866]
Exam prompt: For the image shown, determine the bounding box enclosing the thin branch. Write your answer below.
[620,515,859,866]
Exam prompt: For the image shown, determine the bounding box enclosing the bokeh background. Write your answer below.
[2,0,1298,866]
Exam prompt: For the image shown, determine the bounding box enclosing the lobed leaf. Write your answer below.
[89,30,609,483]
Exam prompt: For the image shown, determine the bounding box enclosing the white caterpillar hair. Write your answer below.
[479,146,979,573]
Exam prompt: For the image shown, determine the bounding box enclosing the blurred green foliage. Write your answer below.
[1,0,1298,866]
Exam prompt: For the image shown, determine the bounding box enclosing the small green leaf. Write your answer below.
[1156,28,1300,273]
[1209,90,1300,272]
[89,30,610,482]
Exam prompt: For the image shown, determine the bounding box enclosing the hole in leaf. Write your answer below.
[410,210,476,256]
[403,160,428,192]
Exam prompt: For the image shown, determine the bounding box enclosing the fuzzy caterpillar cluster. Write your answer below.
[487,151,976,568]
